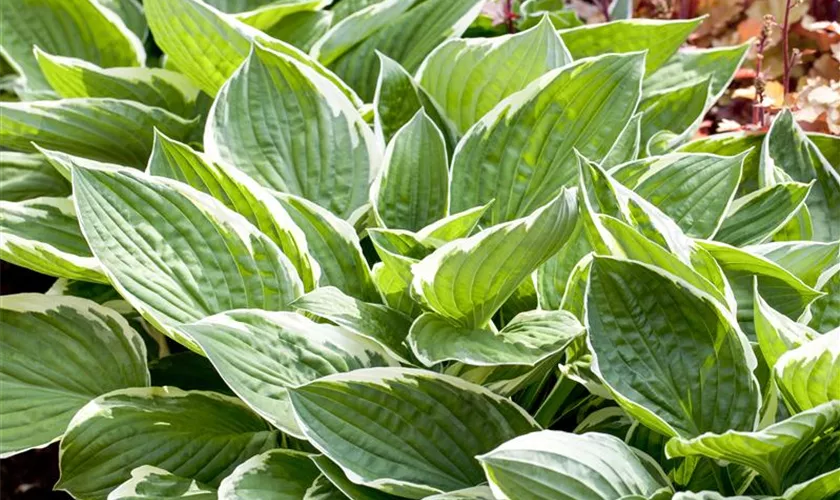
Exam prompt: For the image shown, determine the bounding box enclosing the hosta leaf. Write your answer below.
[330,0,386,22]
[263,10,333,52]
[312,0,484,101]
[478,431,671,500]
[810,265,840,333]
[592,215,730,308]
[205,0,280,12]
[0,0,144,92]
[699,241,823,339]
[754,290,817,369]
[408,309,584,367]
[414,204,489,244]
[271,192,379,302]
[416,16,571,133]
[412,190,577,329]
[423,485,495,499]
[147,132,319,291]
[35,50,199,117]
[586,256,760,438]
[713,181,812,246]
[619,153,745,239]
[109,466,216,499]
[74,166,303,351]
[601,113,643,169]
[0,152,70,201]
[746,240,839,288]
[639,79,710,150]
[177,309,398,437]
[57,388,278,500]
[372,111,449,231]
[217,449,321,499]
[678,132,765,193]
[310,454,403,500]
[0,197,106,283]
[37,147,125,180]
[775,330,840,413]
[372,262,422,318]
[97,0,147,40]
[0,294,148,458]
[206,43,379,219]
[665,401,840,494]
[761,110,840,242]
[642,43,750,100]
[292,286,412,361]
[289,368,538,498]
[810,132,840,167]
[535,217,593,311]
[145,0,358,100]
[0,99,197,168]
[450,52,644,226]
[782,468,840,500]
[558,18,702,74]
[372,53,458,151]
[232,0,330,33]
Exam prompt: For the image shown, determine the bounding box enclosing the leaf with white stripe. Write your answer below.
[74,166,303,351]
[109,466,216,499]
[0,152,70,202]
[449,53,643,226]
[412,190,577,329]
[292,286,412,361]
[373,53,458,151]
[586,256,760,438]
[0,197,105,283]
[271,192,379,302]
[408,309,584,367]
[0,294,148,458]
[312,0,484,101]
[145,0,358,100]
[775,329,840,413]
[642,43,750,100]
[616,153,745,239]
[232,0,329,33]
[35,50,199,117]
[372,110,449,231]
[558,18,702,74]
[478,431,671,500]
[57,388,278,500]
[289,368,538,498]
[746,240,839,288]
[147,132,319,291]
[310,454,403,500]
[714,182,812,246]
[665,401,840,495]
[810,265,840,333]
[0,99,197,168]
[262,10,332,52]
[0,0,144,92]
[639,80,710,150]
[218,449,320,500]
[754,290,817,369]
[177,309,398,438]
[416,16,571,134]
[700,240,823,339]
[206,43,379,219]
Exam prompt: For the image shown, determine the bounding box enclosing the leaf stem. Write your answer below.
[781,0,793,104]
[534,375,577,427]
[504,0,516,33]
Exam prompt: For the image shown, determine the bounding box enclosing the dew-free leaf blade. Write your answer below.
[408,310,584,367]
[642,43,750,100]
[372,110,449,231]
[416,16,571,133]
[74,166,303,351]
[478,430,671,500]
[0,99,197,168]
[217,449,321,500]
[775,330,840,413]
[449,53,643,226]
[57,388,278,500]
[586,256,760,438]
[206,43,379,218]
[289,368,538,498]
[412,190,578,328]
[558,18,702,74]
[0,152,70,202]
[109,466,216,499]
[0,0,144,92]
[713,182,812,246]
[0,294,148,458]
[35,50,199,117]
[0,197,106,283]
[177,309,398,437]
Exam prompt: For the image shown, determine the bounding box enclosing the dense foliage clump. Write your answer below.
[0,0,838,499]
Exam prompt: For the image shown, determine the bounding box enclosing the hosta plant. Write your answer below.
[1,0,839,499]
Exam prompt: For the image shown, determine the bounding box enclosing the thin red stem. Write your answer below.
[600,0,612,21]
[504,0,516,33]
